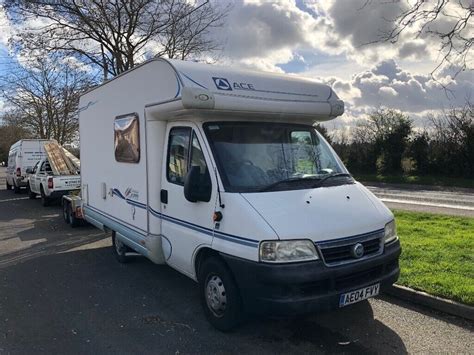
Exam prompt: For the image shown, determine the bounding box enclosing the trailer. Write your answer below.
[63,58,400,330]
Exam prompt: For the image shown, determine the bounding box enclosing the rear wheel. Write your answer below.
[199,256,243,332]
[6,181,11,190]
[27,184,36,199]
[112,231,130,263]
[13,182,21,194]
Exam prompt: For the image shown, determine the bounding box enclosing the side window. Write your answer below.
[32,161,39,174]
[44,161,52,174]
[167,127,191,185]
[114,114,140,163]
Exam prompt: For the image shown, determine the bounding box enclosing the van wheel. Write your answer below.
[199,256,243,332]
[27,184,36,199]
[40,186,50,206]
[112,232,130,263]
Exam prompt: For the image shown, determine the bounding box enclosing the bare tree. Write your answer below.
[5,0,229,81]
[0,118,32,163]
[0,56,94,144]
[372,0,473,77]
[428,100,474,176]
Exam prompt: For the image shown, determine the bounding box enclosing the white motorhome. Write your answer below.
[6,139,53,193]
[68,59,400,330]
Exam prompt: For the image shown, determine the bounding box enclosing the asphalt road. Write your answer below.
[0,167,473,354]
[366,183,474,217]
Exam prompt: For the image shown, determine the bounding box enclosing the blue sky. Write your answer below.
[0,0,472,129]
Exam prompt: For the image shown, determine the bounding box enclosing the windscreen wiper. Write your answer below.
[311,173,353,188]
[259,177,318,192]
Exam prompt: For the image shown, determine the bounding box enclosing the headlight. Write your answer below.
[384,220,398,244]
[259,240,319,263]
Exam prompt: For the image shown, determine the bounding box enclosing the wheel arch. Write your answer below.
[194,246,221,281]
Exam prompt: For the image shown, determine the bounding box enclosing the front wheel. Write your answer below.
[199,257,243,332]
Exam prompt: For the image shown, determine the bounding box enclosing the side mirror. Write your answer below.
[184,166,211,203]
[26,168,33,174]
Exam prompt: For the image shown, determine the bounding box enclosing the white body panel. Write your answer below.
[78,58,392,282]
[6,139,52,188]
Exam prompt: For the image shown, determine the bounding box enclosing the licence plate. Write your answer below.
[339,283,380,307]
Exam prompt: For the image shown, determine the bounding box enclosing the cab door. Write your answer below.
[34,161,47,192]
[29,161,40,192]
[160,122,216,278]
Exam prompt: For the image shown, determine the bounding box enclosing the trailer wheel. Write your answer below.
[199,256,243,332]
[69,204,81,228]
[27,183,36,199]
[40,186,50,207]
[62,201,71,224]
[112,231,130,263]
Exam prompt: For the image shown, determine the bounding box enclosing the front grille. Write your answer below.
[317,229,384,266]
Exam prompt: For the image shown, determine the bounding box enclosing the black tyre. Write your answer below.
[62,201,71,224]
[13,182,21,194]
[6,181,11,190]
[69,203,81,228]
[199,256,243,332]
[27,184,36,199]
[112,231,130,263]
[40,186,50,207]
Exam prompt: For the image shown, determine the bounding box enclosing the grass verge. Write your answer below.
[394,210,474,305]
[355,174,474,189]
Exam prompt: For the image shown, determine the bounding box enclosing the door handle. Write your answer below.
[160,189,168,204]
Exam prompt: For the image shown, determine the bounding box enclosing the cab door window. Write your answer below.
[167,128,211,196]
[190,131,212,199]
[167,127,191,185]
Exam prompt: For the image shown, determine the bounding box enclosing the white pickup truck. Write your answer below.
[27,158,81,206]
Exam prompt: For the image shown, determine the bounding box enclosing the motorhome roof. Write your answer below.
[83,58,344,122]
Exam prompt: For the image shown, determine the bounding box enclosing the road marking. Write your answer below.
[380,198,474,211]
[0,197,29,203]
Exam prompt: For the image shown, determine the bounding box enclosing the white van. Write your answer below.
[70,59,400,330]
[6,139,53,193]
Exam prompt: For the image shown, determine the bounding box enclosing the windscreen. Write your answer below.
[204,122,348,192]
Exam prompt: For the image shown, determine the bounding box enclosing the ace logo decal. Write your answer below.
[212,77,232,91]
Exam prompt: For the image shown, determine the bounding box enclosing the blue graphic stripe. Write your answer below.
[85,204,148,234]
[112,188,147,210]
[112,188,259,248]
[179,72,208,89]
[149,206,257,247]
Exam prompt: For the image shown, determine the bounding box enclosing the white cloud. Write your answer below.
[0,6,12,46]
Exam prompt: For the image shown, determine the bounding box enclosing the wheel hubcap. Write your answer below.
[206,275,227,317]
